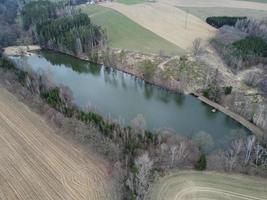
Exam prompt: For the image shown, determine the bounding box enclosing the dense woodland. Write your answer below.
[206,16,247,28]
[21,0,106,57]
[0,0,19,54]
[36,14,106,56]
[21,0,58,30]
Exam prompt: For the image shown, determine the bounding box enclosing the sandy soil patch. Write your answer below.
[102,2,216,50]
[0,86,113,200]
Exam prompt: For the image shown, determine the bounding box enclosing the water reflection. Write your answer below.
[144,84,154,100]
[42,50,101,75]
[174,95,185,107]
[13,50,252,150]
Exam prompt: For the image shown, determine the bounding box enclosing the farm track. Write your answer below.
[0,86,113,200]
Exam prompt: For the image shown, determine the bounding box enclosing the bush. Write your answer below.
[206,16,246,29]
[203,86,221,103]
[142,60,156,80]
[224,86,232,95]
[0,58,16,70]
[195,154,207,170]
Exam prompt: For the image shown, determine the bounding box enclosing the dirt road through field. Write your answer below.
[102,2,216,50]
[0,86,113,200]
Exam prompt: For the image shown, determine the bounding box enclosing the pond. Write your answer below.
[12,50,251,150]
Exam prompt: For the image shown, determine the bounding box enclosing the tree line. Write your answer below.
[206,16,247,29]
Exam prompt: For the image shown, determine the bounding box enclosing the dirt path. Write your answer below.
[102,2,216,50]
[0,86,113,200]
[150,171,267,200]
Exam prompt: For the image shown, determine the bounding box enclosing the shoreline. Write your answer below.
[193,92,264,137]
[3,45,265,137]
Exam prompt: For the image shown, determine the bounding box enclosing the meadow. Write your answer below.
[80,5,183,55]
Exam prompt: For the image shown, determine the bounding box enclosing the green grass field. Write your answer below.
[150,171,267,200]
[114,0,146,4]
[178,6,267,21]
[237,0,267,3]
[80,5,183,55]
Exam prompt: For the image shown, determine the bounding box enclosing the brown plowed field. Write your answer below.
[0,86,113,200]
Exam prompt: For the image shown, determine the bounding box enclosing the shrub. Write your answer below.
[0,58,16,70]
[203,86,221,103]
[224,86,232,95]
[195,154,207,170]
[206,16,247,29]
[142,60,156,80]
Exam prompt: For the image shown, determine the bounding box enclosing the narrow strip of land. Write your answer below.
[194,93,264,137]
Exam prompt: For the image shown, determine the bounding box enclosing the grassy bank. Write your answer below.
[80,5,183,55]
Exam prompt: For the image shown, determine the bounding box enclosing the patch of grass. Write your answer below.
[80,5,183,55]
[178,6,267,21]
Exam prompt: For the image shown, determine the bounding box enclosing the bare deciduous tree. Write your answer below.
[244,135,256,165]
[134,152,153,200]
[192,38,202,56]
[224,139,243,171]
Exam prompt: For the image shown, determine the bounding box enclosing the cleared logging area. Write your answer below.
[150,171,267,200]
[103,2,216,50]
[0,86,112,200]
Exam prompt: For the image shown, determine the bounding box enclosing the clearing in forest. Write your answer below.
[150,171,267,200]
[0,86,113,200]
[102,2,216,50]
[80,5,183,55]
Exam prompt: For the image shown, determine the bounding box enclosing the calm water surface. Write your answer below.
[13,51,251,149]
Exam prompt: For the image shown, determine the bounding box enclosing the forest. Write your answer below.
[36,13,106,56]
[206,16,247,28]
[0,0,19,54]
